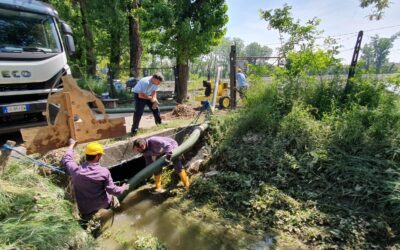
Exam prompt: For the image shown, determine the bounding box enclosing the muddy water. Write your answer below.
[98,188,267,250]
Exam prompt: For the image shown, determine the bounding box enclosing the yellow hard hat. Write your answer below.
[85,142,104,155]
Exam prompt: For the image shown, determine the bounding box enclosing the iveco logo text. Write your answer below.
[1,70,32,78]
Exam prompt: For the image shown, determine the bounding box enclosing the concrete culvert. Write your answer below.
[98,124,207,194]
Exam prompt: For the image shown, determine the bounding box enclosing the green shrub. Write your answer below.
[77,77,108,96]
[199,67,400,248]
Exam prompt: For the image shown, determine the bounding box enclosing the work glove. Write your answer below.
[164,154,173,165]
[111,195,121,209]
[151,98,160,110]
[122,183,130,191]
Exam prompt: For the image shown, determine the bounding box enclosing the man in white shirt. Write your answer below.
[131,73,164,136]
[236,68,248,99]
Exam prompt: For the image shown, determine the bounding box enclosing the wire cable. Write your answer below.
[2,144,65,174]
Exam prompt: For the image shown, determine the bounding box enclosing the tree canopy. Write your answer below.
[361,32,400,73]
[260,4,321,59]
[359,0,390,20]
[139,0,228,102]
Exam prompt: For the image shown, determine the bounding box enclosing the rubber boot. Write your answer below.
[154,174,162,190]
[178,170,190,190]
[153,175,165,193]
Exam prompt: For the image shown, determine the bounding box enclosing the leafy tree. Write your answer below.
[128,0,142,78]
[48,0,128,82]
[106,0,127,81]
[283,49,340,79]
[260,4,321,60]
[244,42,272,57]
[359,0,390,20]
[190,37,247,80]
[46,0,85,76]
[89,0,129,96]
[260,5,340,86]
[77,0,96,76]
[361,33,400,73]
[208,37,233,78]
[140,0,228,103]
[232,37,245,57]
[244,42,272,64]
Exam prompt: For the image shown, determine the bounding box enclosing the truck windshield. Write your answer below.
[0,8,62,53]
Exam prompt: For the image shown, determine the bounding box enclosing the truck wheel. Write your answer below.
[219,96,230,109]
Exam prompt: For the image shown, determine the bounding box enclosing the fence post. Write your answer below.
[230,45,237,109]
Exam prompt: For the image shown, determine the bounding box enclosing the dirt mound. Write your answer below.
[42,149,66,165]
[170,104,197,118]
[42,147,82,166]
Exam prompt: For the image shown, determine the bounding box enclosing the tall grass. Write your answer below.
[0,161,96,249]
[193,72,400,248]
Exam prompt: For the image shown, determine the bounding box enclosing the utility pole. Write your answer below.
[229,45,237,109]
[343,30,363,101]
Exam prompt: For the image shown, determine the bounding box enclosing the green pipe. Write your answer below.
[118,123,208,201]
[99,106,176,114]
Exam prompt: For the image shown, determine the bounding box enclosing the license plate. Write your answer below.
[3,105,28,113]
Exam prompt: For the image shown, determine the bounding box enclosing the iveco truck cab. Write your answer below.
[0,0,75,133]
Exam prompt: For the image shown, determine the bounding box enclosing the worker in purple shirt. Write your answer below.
[132,136,190,192]
[62,139,129,221]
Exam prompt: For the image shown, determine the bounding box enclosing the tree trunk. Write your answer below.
[176,59,189,103]
[128,0,142,78]
[109,30,121,97]
[77,0,96,76]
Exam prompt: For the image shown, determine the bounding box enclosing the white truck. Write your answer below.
[0,0,75,134]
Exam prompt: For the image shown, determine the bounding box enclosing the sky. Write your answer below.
[225,0,400,63]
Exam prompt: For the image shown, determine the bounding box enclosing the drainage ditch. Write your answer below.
[93,125,269,250]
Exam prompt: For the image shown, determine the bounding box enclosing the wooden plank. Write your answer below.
[21,124,70,154]
[63,92,76,139]
[74,117,126,143]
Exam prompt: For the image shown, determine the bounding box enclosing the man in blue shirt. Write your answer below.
[236,68,248,99]
[131,73,164,135]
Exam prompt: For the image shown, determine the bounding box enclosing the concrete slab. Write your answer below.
[99,112,171,134]
[101,127,176,168]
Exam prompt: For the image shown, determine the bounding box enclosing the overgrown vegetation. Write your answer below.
[0,161,95,249]
[187,61,400,248]
[76,77,109,96]
[108,231,166,250]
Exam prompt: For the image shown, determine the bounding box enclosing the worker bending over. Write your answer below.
[131,73,164,136]
[62,139,129,221]
[132,136,190,192]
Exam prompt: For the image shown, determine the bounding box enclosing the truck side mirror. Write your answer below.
[61,22,73,34]
[64,34,75,56]
[60,22,75,55]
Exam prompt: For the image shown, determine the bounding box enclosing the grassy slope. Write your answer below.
[0,161,96,250]
[2,73,400,249]
[182,74,400,248]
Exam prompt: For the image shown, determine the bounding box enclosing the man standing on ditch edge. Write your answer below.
[131,73,164,136]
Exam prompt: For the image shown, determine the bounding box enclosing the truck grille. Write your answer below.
[0,69,65,105]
